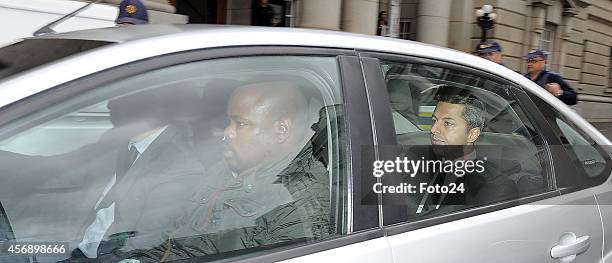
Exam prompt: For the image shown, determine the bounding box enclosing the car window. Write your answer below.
[0,39,112,82]
[526,94,611,189]
[378,59,550,220]
[555,118,607,178]
[0,55,347,262]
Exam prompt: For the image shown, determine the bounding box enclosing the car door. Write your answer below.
[526,92,612,262]
[0,43,389,262]
[359,52,604,263]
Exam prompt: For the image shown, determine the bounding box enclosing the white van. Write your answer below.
[0,0,186,47]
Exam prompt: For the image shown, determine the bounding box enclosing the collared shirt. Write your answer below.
[130,126,167,159]
[78,125,168,258]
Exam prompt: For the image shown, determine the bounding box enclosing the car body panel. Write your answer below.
[386,191,603,263]
[279,237,393,263]
[0,0,117,47]
[588,184,612,262]
[0,25,610,263]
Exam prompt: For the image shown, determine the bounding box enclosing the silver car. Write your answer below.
[0,25,610,263]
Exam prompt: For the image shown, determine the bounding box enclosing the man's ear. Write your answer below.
[467,127,481,144]
[274,119,291,143]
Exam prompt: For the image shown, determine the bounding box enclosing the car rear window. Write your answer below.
[0,39,112,81]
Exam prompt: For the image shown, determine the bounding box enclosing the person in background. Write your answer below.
[475,41,504,65]
[116,0,149,26]
[524,49,577,105]
[252,0,275,26]
[377,11,388,36]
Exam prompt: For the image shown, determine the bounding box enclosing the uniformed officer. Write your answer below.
[116,0,149,26]
[524,49,577,105]
[475,41,504,65]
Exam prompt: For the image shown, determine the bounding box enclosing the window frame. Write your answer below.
[0,46,384,262]
[526,93,612,193]
[398,18,416,40]
[539,22,556,70]
[357,51,576,235]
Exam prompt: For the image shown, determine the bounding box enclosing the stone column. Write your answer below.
[297,0,342,30]
[529,2,548,49]
[416,0,452,47]
[447,0,473,52]
[388,0,400,37]
[342,0,379,35]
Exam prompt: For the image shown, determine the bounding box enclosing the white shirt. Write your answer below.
[78,126,167,258]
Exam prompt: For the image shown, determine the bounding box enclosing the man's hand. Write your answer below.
[545,83,563,97]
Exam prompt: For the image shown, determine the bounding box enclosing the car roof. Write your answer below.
[2,24,604,145]
[32,24,225,43]
[1,24,513,87]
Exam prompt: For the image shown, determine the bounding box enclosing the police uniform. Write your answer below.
[475,41,502,56]
[523,50,577,105]
[475,41,511,68]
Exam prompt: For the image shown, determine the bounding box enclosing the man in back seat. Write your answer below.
[425,85,518,208]
[115,79,331,262]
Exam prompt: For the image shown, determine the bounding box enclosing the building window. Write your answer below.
[398,19,415,40]
[539,22,556,69]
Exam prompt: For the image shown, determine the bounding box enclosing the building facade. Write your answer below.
[112,0,612,122]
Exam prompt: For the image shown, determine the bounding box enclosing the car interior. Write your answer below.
[0,56,347,261]
[384,63,548,208]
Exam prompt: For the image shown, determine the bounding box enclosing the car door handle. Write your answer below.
[550,233,590,262]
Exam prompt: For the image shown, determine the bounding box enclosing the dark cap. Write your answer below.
[525,49,548,60]
[116,0,148,25]
[475,41,502,54]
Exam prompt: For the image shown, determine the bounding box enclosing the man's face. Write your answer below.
[527,58,546,73]
[479,51,502,64]
[431,102,478,146]
[223,89,278,173]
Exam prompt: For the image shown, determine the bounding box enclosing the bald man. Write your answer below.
[223,81,311,174]
[120,80,331,261]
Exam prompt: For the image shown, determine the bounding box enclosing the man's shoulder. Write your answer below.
[542,70,563,79]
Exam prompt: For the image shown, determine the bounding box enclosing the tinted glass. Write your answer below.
[0,39,112,81]
[528,94,611,188]
[0,55,346,262]
[379,60,550,220]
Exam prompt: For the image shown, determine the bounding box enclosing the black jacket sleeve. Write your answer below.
[548,73,577,105]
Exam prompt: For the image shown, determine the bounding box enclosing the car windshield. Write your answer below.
[0,39,112,82]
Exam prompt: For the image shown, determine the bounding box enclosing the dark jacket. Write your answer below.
[524,70,577,105]
[110,145,331,262]
[414,148,519,216]
[70,125,207,259]
[253,3,274,26]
